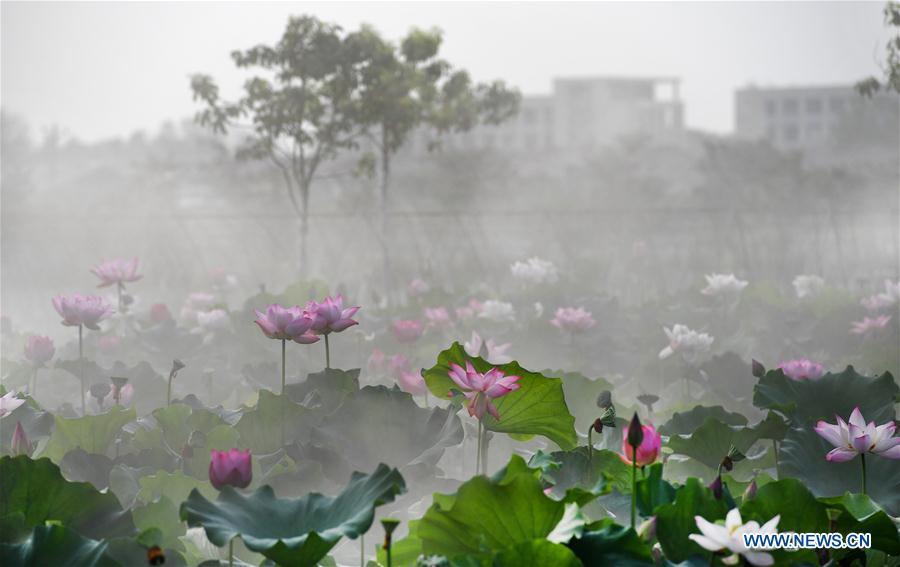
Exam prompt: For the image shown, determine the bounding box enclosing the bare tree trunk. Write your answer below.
[299,183,310,278]
[380,125,393,306]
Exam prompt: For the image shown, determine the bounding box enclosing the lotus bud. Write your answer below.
[708,475,723,500]
[743,479,758,501]
[627,412,644,449]
[592,417,605,434]
[637,516,656,542]
[751,359,766,378]
[11,421,31,456]
[209,449,252,490]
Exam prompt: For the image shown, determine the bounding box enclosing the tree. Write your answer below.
[857,2,900,96]
[190,15,365,271]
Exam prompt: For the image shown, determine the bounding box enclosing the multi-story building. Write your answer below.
[406,76,684,154]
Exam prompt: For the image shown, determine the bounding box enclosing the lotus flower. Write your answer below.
[104,382,134,407]
[52,294,113,329]
[367,349,387,376]
[0,391,25,418]
[478,300,516,322]
[209,449,252,490]
[463,331,512,364]
[792,274,825,299]
[814,407,900,462]
[658,324,714,363]
[407,278,430,298]
[550,307,596,333]
[861,293,896,312]
[689,508,779,566]
[424,307,452,328]
[701,273,748,296]
[194,309,230,334]
[90,258,142,287]
[447,361,521,420]
[23,335,55,366]
[149,303,173,324]
[11,421,31,456]
[776,359,824,381]
[510,257,558,285]
[306,295,360,334]
[254,304,319,343]
[850,315,892,335]
[398,370,428,397]
[97,335,122,353]
[620,422,662,467]
[391,320,424,343]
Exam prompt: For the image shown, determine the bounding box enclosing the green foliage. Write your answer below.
[654,478,728,562]
[132,496,185,552]
[635,463,676,516]
[235,390,317,453]
[820,493,900,556]
[658,405,747,436]
[180,464,405,567]
[0,524,117,567]
[423,343,577,450]
[566,519,654,566]
[0,456,134,543]
[284,367,360,413]
[492,539,582,566]
[529,447,630,497]
[40,407,136,463]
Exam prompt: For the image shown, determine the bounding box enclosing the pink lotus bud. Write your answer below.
[620,418,662,467]
[97,335,121,353]
[407,278,430,298]
[23,335,55,366]
[209,449,252,490]
[11,421,31,456]
[397,370,428,397]
[149,303,173,324]
[391,320,424,343]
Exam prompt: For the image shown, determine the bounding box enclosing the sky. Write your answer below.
[1,1,892,142]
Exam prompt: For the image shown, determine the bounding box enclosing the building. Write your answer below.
[734,84,899,153]
[406,76,684,154]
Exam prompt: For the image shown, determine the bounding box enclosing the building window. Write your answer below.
[782,99,798,115]
[783,124,799,142]
[766,125,777,141]
[829,98,846,113]
[765,100,777,117]
[806,98,822,114]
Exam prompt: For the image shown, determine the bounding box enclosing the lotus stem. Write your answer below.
[360,533,364,566]
[116,282,123,313]
[860,453,867,495]
[325,334,331,369]
[166,372,172,407]
[475,419,483,476]
[631,457,637,530]
[281,339,286,394]
[772,439,779,479]
[587,425,594,484]
[30,367,38,399]
[78,324,85,415]
[228,537,234,567]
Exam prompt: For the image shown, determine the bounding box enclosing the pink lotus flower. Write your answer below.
[0,391,25,418]
[550,307,597,333]
[194,309,231,335]
[149,303,173,324]
[850,315,892,335]
[398,370,428,396]
[407,278,430,298]
[209,449,252,490]
[90,258,142,288]
[463,331,512,364]
[104,383,134,407]
[367,348,387,375]
[447,361,521,420]
[424,307,453,328]
[254,304,319,344]
[388,354,410,375]
[11,421,31,456]
[814,407,900,462]
[392,320,424,343]
[619,422,662,467]
[861,294,895,312]
[97,335,122,353]
[455,299,484,321]
[52,294,113,330]
[306,295,360,335]
[23,335,55,366]
[777,359,824,381]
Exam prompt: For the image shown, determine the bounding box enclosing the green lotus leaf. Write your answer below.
[0,524,117,567]
[133,496,185,552]
[566,518,654,566]
[635,463,676,516]
[423,343,577,450]
[544,369,615,434]
[739,478,827,565]
[180,464,405,567]
[55,359,169,415]
[654,478,728,562]
[753,366,898,426]
[657,405,748,436]
[235,390,319,453]
[137,469,217,506]
[529,447,631,497]
[303,385,463,481]
[492,539,582,566]
[40,407,136,463]
[0,456,134,543]
[819,493,900,556]
[665,414,781,471]
[284,368,360,413]
[391,455,592,564]
[779,426,900,516]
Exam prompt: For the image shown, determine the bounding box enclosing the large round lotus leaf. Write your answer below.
[779,426,900,515]
[665,417,767,470]
[394,455,591,562]
[59,448,115,490]
[423,343,577,450]
[566,518,654,566]
[529,447,631,497]
[0,524,117,567]
[137,470,217,506]
[133,495,186,552]
[542,369,614,433]
[39,407,136,463]
[0,456,134,543]
[305,385,462,480]
[55,359,169,415]
[180,464,405,567]
[654,478,728,563]
[0,396,53,453]
[235,390,319,453]
[698,352,754,403]
[492,539,583,567]
[284,368,360,413]
[658,405,748,436]
[753,366,898,426]
[818,493,900,556]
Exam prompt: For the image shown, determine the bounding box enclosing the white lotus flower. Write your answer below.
[792,275,825,299]
[659,324,714,364]
[861,279,900,312]
[464,331,512,364]
[689,508,779,566]
[701,273,748,296]
[0,391,25,418]
[510,257,559,285]
[478,300,516,322]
